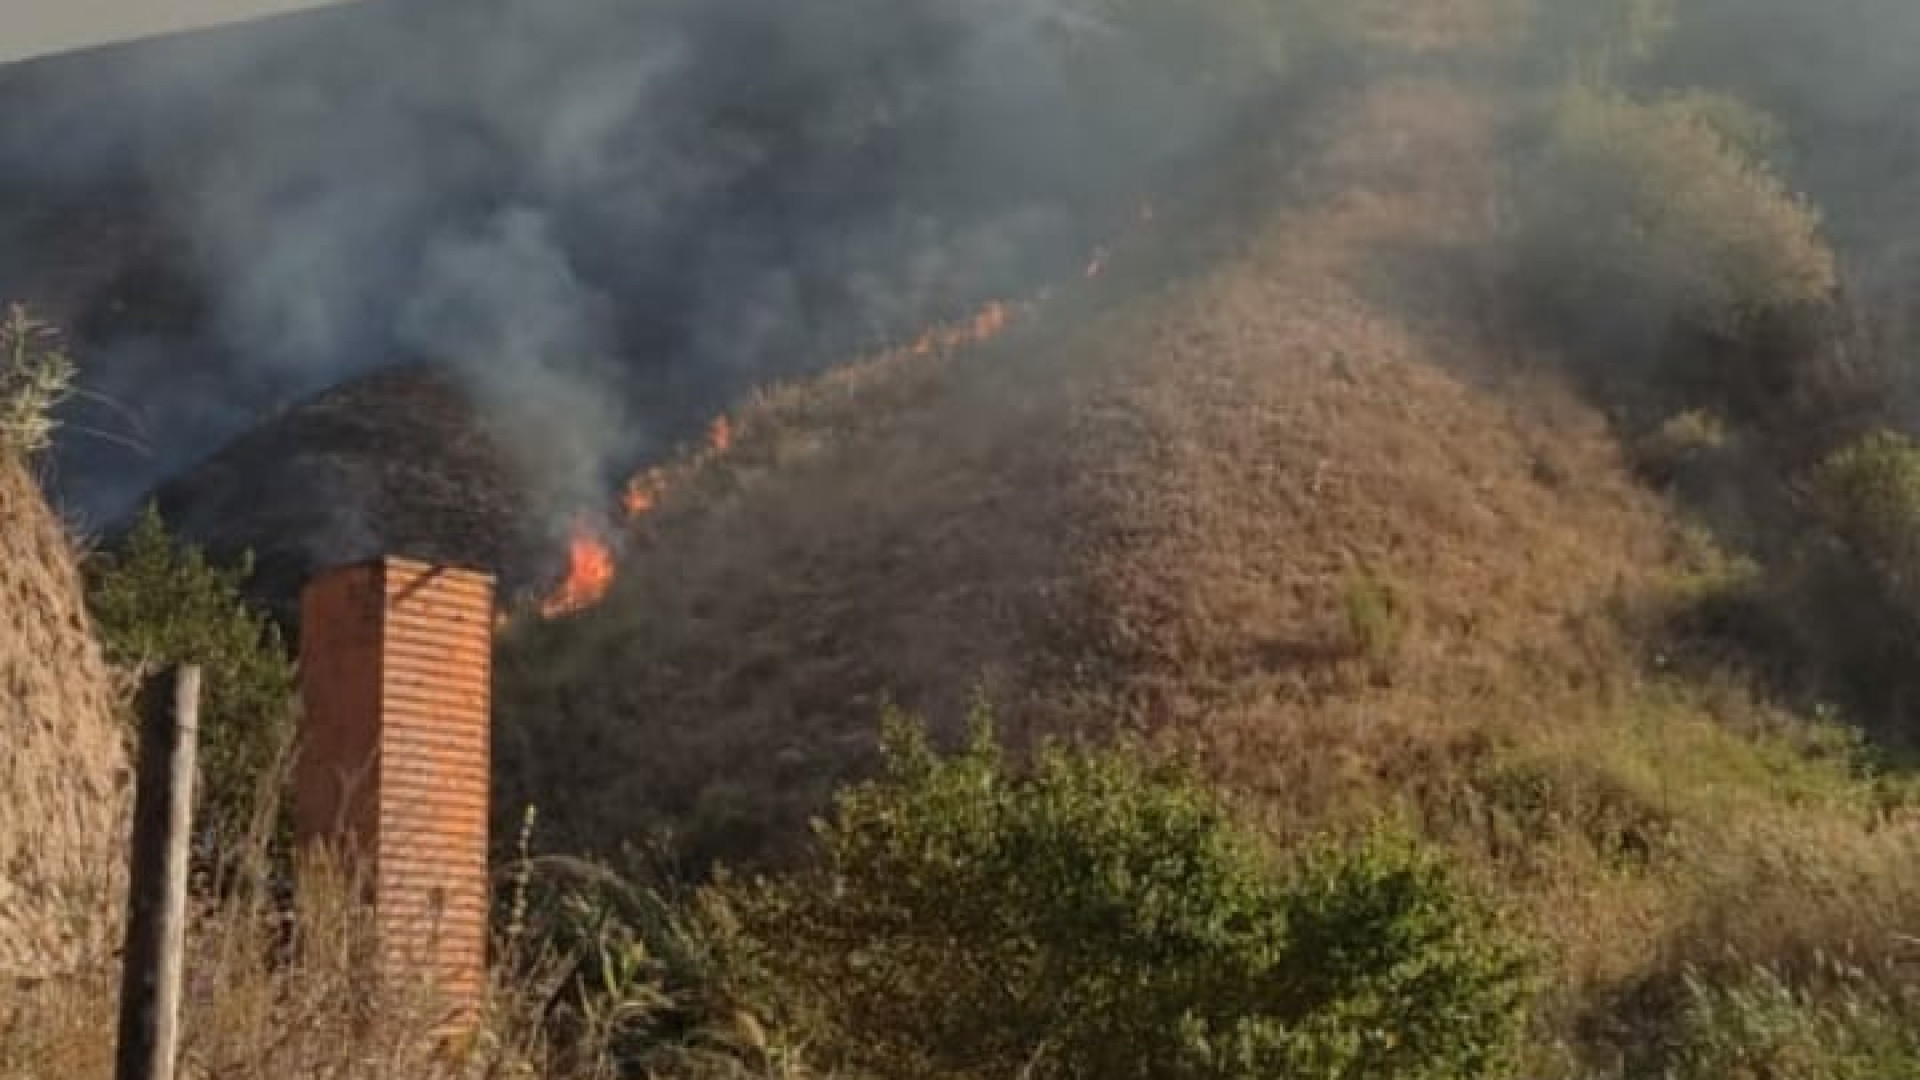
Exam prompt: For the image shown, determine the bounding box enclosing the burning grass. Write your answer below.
[534,294,1038,623]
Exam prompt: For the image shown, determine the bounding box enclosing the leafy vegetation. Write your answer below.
[1809,430,1920,614]
[1340,571,1406,676]
[719,712,1535,1080]
[85,503,297,847]
[1507,81,1835,397]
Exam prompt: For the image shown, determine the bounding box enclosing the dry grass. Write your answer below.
[490,60,1920,1074]
[0,450,128,980]
[494,72,1669,857]
[1,858,530,1080]
[0,742,595,1080]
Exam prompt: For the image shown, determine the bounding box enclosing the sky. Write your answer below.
[0,0,353,62]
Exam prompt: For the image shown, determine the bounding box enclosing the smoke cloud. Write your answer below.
[0,0,1294,525]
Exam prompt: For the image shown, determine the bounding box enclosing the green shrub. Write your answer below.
[1341,571,1406,678]
[0,303,74,457]
[86,504,297,848]
[1507,81,1835,371]
[1808,430,1920,611]
[493,818,778,1079]
[721,711,1535,1080]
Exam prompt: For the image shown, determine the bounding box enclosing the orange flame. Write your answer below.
[971,301,1009,339]
[541,519,616,617]
[623,467,668,517]
[909,299,1014,356]
[532,219,1148,623]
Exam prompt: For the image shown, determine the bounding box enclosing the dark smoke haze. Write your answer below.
[10,0,1915,541]
[0,0,1294,528]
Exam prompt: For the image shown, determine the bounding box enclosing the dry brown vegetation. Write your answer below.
[496,69,1665,871]
[0,451,127,979]
[493,42,1920,1073]
[0,846,602,1080]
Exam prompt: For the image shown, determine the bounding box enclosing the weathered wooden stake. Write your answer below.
[115,665,201,1080]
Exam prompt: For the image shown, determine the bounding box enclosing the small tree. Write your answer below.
[1507,80,1836,387]
[86,504,297,849]
[720,711,1534,1080]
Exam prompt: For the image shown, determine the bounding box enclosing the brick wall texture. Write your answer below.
[296,556,494,1009]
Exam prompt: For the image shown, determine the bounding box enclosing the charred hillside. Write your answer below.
[138,366,549,625]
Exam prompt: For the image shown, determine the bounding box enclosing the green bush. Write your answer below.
[1633,408,1737,492]
[720,711,1535,1080]
[493,824,776,1079]
[1808,430,1920,612]
[86,504,297,847]
[1340,571,1406,679]
[1507,81,1835,372]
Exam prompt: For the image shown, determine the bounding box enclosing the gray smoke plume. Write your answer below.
[0,0,1295,526]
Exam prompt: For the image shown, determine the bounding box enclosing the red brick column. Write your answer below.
[296,557,494,1012]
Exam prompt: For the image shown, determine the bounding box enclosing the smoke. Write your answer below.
[397,208,619,509]
[0,0,1300,526]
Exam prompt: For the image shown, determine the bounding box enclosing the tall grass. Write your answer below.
[0,746,592,1080]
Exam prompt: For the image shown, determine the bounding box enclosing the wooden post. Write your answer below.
[115,665,201,1080]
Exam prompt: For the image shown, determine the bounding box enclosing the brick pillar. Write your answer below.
[296,557,494,1013]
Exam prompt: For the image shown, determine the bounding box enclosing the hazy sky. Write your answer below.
[0,0,353,62]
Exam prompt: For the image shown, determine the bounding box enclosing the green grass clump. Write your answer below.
[0,304,73,458]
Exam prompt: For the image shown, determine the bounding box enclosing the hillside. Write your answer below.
[143,365,550,623]
[10,3,1920,1075]
[493,54,1920,1069]
[497,71,1662,853]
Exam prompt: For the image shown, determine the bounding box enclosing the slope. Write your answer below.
[494,73,1676,865]
[143,365,550,625]
[497,30,1920,1072]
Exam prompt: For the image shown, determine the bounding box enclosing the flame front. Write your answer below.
[533,216,1146,622]
[910,299,1013,357]
[623,467,668,517]
[541,520,616,617]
